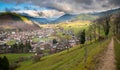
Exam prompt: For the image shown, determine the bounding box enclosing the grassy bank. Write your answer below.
[0,53,33,64]
[114,38,120,70]
[17,39,110,70]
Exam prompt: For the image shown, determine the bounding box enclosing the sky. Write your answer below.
[0,0,120,17]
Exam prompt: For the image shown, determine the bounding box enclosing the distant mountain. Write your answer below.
[91,8,120,16]
[6,8,119,25]
[0,12,40,31]
[25,16,52,24]
[23,14,76,24]
[51,14,77,23]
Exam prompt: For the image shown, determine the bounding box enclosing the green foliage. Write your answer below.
[19,43,24,53]
[25,41,32,50]
[78,29,86,44]
[53,39,58,44]
[0,56,9,70]
[112,13,120,34]
[104,19,110,36]
[10,41,32,53]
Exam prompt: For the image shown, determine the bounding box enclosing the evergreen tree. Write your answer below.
[27,41,32,50]
[24,40,32,53]
[0,56,9,70]
[78,29,86,44]
[104,21,110,37]
[53,39,58,44]
[19,42,24,53]
[11,43,18,53]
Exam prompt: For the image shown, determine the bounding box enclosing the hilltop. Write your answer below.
[0,12,40,31]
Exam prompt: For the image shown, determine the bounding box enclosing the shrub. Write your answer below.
[33,55,41,63]
[0,56,9,70]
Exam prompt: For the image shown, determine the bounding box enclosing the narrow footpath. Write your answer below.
[98,38,116,70]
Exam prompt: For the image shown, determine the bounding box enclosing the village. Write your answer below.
[0,27,77,56]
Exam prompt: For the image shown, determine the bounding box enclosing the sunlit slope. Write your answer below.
[41,21,91,34]
[72,14,98,21]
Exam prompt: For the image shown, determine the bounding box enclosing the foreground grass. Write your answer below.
[114,38,120,70]
[0,53,33,64]
[17,39,110,70]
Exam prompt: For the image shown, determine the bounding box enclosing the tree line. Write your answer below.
[10,40,32,53]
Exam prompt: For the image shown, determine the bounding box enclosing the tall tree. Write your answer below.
[19,42,24,53]
[78,29,86,44]
[78,29,87,68]
[113,13,120,34]
[103,16,110,38]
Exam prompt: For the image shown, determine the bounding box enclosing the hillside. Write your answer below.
[71,14,98,21]
[26,16,51,24]
[0,12,40,31]
[17,39,110,70]
[51,14,76,23]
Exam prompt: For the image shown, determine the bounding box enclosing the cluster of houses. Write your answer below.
[0,27,77,55]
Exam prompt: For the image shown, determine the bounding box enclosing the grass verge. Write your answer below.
[114,38,120,70]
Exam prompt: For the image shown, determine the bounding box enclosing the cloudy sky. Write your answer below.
[0,0,120,17]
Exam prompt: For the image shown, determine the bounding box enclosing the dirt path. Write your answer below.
[98,38,116,70]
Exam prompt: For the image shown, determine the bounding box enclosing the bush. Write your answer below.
[33,55,41,63]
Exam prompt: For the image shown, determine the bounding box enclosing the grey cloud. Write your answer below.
[1,0,120,13]
[74,0,93,5]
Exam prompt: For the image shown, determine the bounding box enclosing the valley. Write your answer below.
[0,2,120,70]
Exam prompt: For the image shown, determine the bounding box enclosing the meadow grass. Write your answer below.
[0,53,33,64]
[32,37,52,42]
